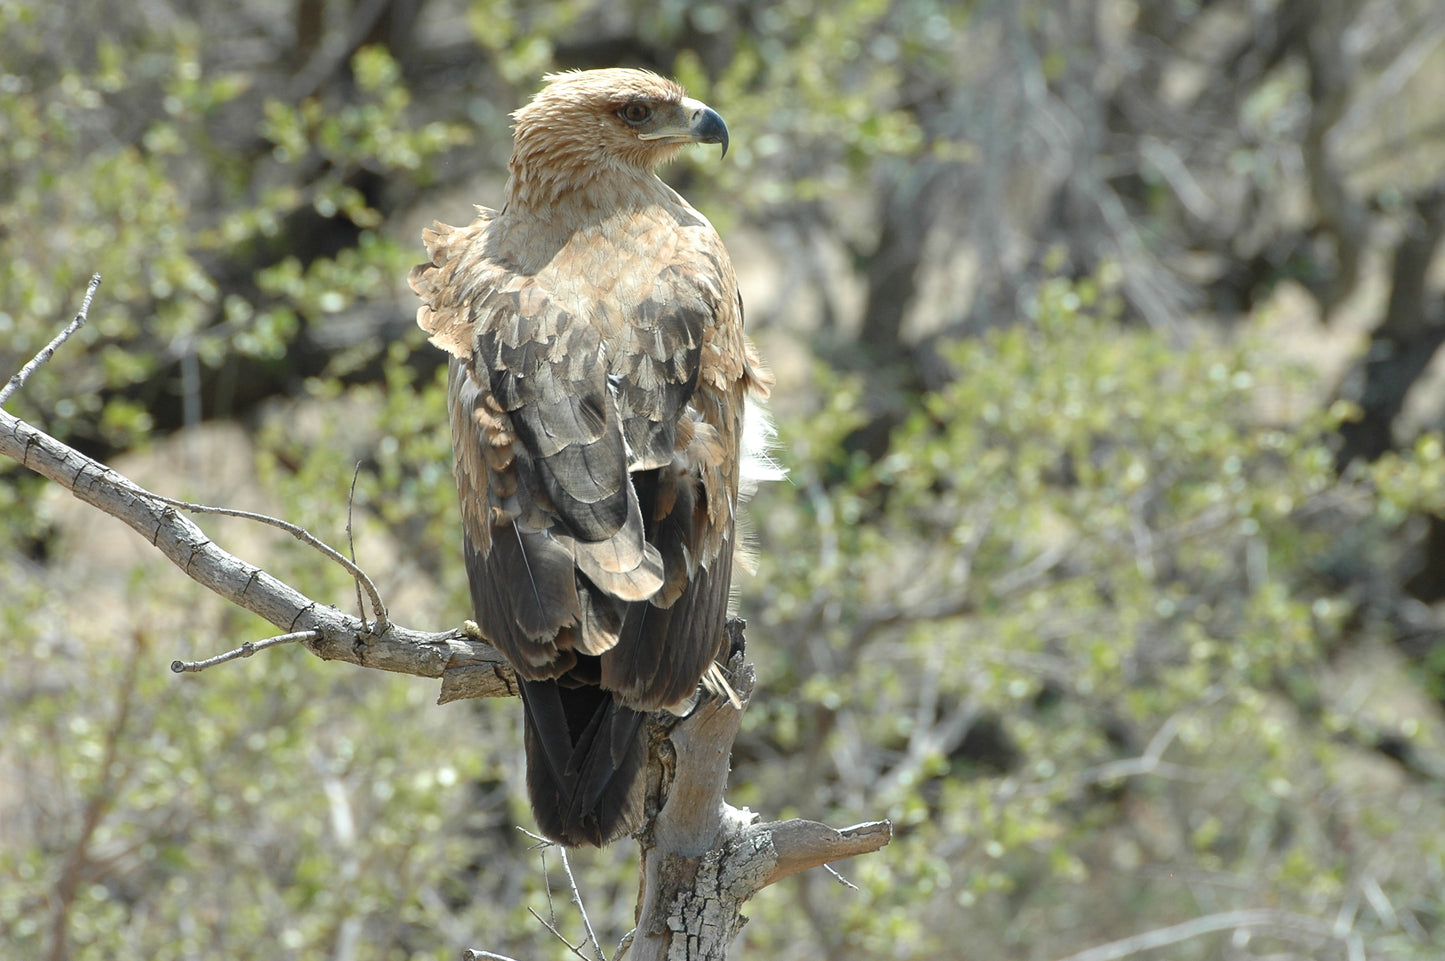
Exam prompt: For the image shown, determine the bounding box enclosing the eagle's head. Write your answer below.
[507,68,728,206]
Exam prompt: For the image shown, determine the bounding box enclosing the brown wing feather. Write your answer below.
[410,174,760,845]
[478,284,631,542]
[610,263,706,471]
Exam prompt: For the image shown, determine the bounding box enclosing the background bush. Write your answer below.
[3,1,1444,958]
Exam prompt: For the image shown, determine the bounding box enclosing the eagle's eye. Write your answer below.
[619,101,653,126]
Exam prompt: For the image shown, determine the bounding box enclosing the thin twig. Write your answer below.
[347,461,369,630]
[527,906,592,960]
[518,828,559,929]
[463,951,523,961]
[540,848,557,928]
[170,631,320,673]
[148,492,390,634]
[559,847,605,961]
[822,864,859,890]
[519,832,605,961]
[1,273,101,408]
[517,826,555,849]
[1050,908,1338,961]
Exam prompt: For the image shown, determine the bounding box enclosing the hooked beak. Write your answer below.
[638,97,730,158]
[683,99,729,158]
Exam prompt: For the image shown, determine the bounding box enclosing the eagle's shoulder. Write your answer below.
[409,207,508,361]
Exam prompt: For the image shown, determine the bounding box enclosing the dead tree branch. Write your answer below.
[171,630,322,673]
[0,273,100,408]
[0,386,516,697]
[623,635,892,961]
[146,491,390,634]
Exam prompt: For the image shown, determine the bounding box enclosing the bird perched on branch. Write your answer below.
[409,68,776,846]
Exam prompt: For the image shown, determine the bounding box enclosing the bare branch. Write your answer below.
[1050,908,1340,961]
[170,631,321,673]
[347,461,370,629]
[822,864,858,891]
[558,848,606,961]
[9,390,895,956]
[146,491,390,636]
[526,906,591,961]
[517,826,555,849]
[754,818,894,888]
[0,273,101,408]
[0,405,516,697]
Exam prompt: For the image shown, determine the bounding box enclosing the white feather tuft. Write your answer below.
[739,396,787,497]
[733,396,785,578]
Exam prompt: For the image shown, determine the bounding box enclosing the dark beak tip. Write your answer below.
[696,106,729,159]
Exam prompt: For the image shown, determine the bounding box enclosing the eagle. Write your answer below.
[409,68,774,846]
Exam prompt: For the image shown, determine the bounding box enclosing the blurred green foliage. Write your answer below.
[734,265,1445,957]
[0,576,506,960]
[0,12,467,452]
[3,0,1445,959]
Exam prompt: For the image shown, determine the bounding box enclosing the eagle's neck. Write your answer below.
[505,137,680,223]
[507,169,665,221]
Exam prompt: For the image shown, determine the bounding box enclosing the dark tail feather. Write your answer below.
[518,678,647,846]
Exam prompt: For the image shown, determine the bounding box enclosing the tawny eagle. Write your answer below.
[409,68,773,846]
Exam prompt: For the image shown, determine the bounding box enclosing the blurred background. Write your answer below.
[3,0,1445,958]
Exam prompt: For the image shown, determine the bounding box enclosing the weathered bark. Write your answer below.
[626,628,891,960]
